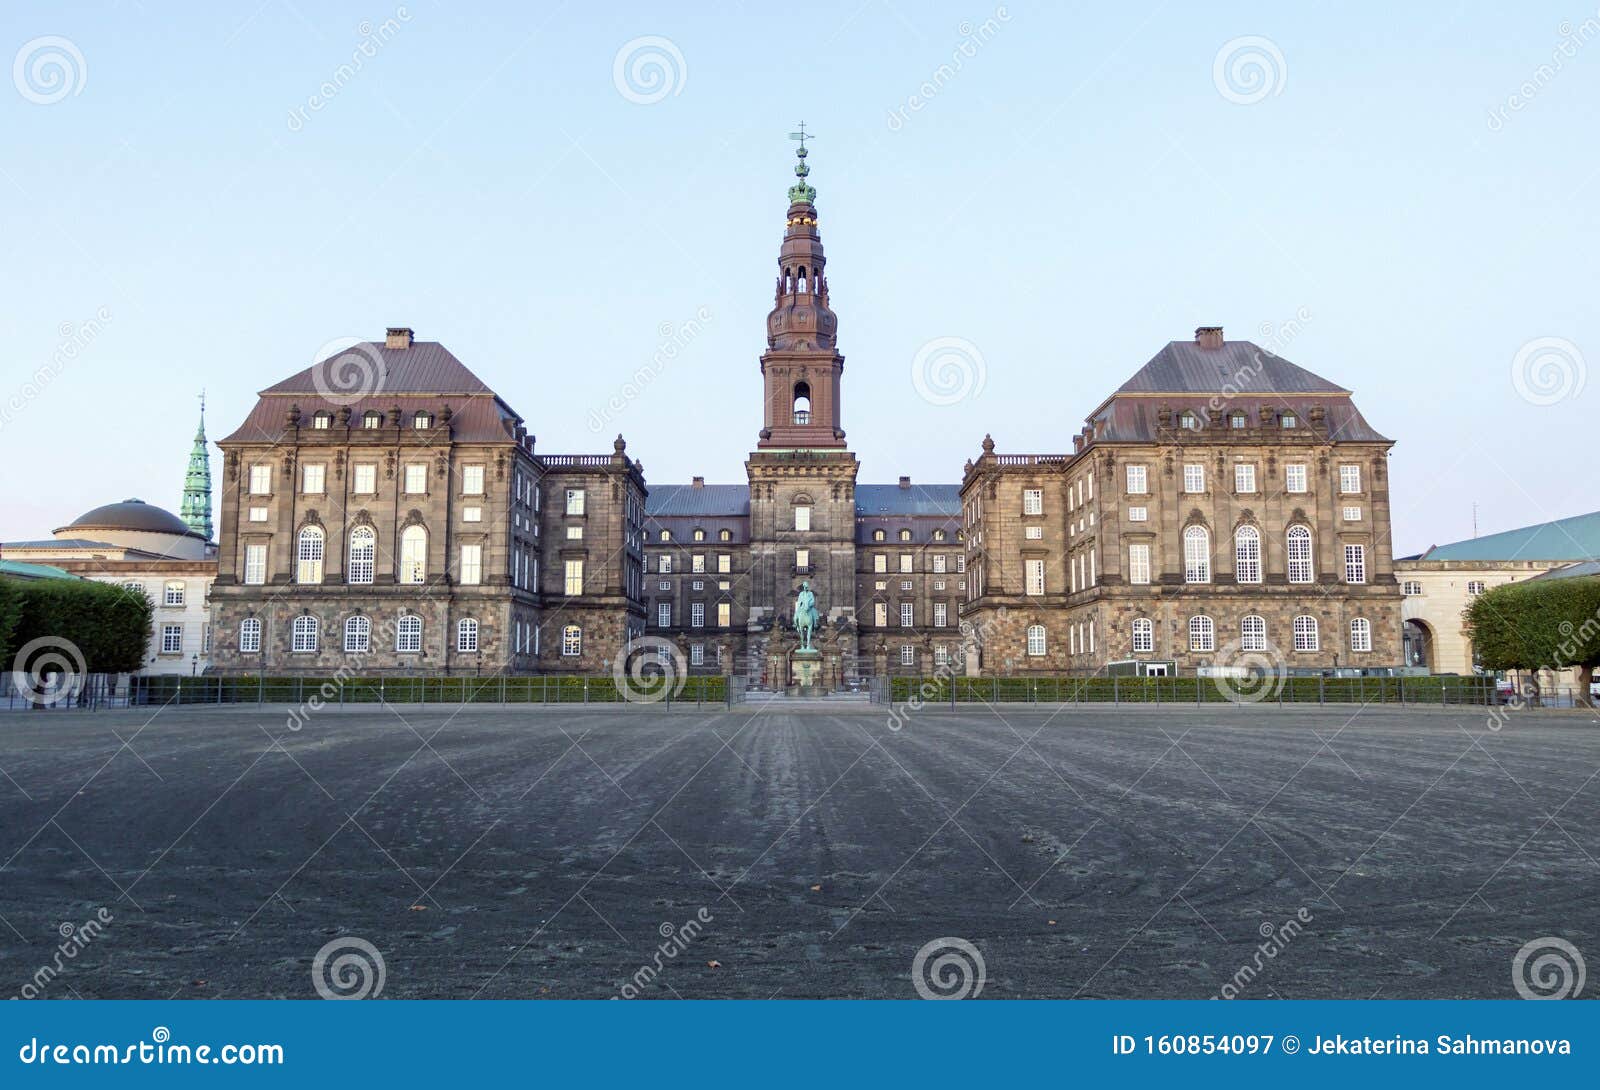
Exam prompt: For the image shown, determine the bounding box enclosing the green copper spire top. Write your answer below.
[179,390,213,541]
[787,122,816,204]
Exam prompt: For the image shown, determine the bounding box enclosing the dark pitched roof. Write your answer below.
[262,341,491,396]
[1528,560,1600,582]
[1114,340,1347,396]
[58,499,203,539]
[645,485,751,517]
[855,484,961,516]
[1420,510,1600,562]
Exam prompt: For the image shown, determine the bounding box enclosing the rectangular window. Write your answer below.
[1340,464,1362,493]
[353,464,376,493]
[403,464,426,494]
[301,463,325,494]
[239,619,262,653]
[161,624,183,654]
[1285,464,1307,493]
[1025,558,1045,596]
[717,602,731,627]
[899,554,913,573]
[1126,506,1147,522]
[1025,526,1043,540]
[244,544,267,585]
[900,645,915,666]
[691,602,705,628]
[463,506,482,523]
[794,505,810,531]
[690,644,705,666]
[658,602,671,627]
[163,581,186,606]
[564,559,584,595]
[248,505,268,522]
[934,646,950,666]
[1128,543,1151,585]
[1126,465,1147,494]
[933,602,947,628]
[1342,506,1362,522]
[874,602,888,627]
[900,602,913,627]
[932,554,947,573]
[246,464,274,497]
[462,465,484,494]
[659,556,672,573]
[793,549,808,571]
[562,488,584,515]
[459,545,482,585]
[1023,489,1043,515]
[1234,463,1256,493]
[691,554,706,573]
[873,555,887,573]
[1344,544,1367,584]
[1184,464,1205,493]
[717,554,731,573]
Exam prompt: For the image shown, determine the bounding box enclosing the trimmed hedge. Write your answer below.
[889,674,1494,706]
[132,674,729,707]
[4,577,151,675]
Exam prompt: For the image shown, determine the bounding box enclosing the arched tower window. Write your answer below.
[792,382,812,425]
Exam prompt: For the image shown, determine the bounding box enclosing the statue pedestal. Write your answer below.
[789,648,824,697]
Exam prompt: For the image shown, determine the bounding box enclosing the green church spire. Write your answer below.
[787,122,816,204]
[180,390,213,540]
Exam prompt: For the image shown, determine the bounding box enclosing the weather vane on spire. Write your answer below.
[787,121,817,203]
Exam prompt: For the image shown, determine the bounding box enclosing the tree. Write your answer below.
[10,580,153,703]
[1465,578,1600,707]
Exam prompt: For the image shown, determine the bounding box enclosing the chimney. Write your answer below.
[898,475,911,489]
[1195,326,1224,349]
[692,476,705,489]
[385,327,414,350]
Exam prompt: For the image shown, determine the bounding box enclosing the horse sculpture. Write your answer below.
[793,581,819,652]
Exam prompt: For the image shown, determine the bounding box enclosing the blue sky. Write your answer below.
[0,1,1594,555]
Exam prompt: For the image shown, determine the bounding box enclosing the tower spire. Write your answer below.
[180,389,213,540]
[787,122,816,203]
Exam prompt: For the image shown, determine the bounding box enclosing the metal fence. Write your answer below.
[887,674,1503,707]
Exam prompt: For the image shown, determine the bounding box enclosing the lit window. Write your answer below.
[1241,615,1267,652]
[1188,615,1215,652]
[249,464,273,495]
[562,624,582,656]
[404,464,427,494]
[239,617,262,653]
[296,528,324,584]
[292,615,319,653]
[1183,464,1205,493]
[718,554,731,574]
[717,602,731,627]
[659,556,672,574]
[660,529,672,542]
[692,528,706,542]
[400,525,426,584]
[874,602,888,627]
[413,411,432,429]
[1344,544,1367,584]
[794,505,811,531]
[566,525,582,539]
[1026,625,1046,656]
[1132,618,1154,653]
[794,549,809,571]
[719,529,732,542]
[873,555,887,574]
[1350,618,1373,652]
[1183,526,1211,583]
[933,529,946,541]
[1287,525,1313,583]
[347,526,375,584]
[344,615,370,653]
[899,554,913,574]
[693,554,706,573]
[459,544,482,585]
[312,410,332,429]
[1235,526,1262,583]
[873,529,885,542]
[457,619,479,653]
[396,614,422,653]
[462,465,484,494]
[1293,616,1319,651]
[564,559,584,595]
[1125,465,1147,494]
[362,410,382,429]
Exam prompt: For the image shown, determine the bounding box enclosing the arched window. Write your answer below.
[1132,617,1154,653]
[413,410,432,429]
[396,614,422,653]
[872,529,885,541]
[562,624,582,656]
[292,615,319,652]
[348,526,375,584]
[798,265,809,293]
[239,617,262,653]
[1189,615,1215,652]
[1350,618,1373,652]
[400,525,427,584]
[1234,525,1261,584]
[898,529,912,542]
[1293,615,1319,651]
[1241,615,1267,652]
[719,529,732,541]
[933,529,946,541]
[792,382,811,425]
[1183,525,1211,583]
[660,529,672,542]
[1026,624,1047,656]
[344,615,370,653]
[1286,525,1313,584]
[312,410,332,429]
[296,526,324,584]
[362,410,382,429]
[457,618,479,653]
[1179,410,1199,430]
[693,528,706,542]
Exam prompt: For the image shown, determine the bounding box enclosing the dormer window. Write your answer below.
[1230,412,1248,429]
[719,529,732,541]
[1281,412,1297,428]
[898,529,912,542]
[933,529,946,541]
[413,411,433,429]
[1179,411,1199,430]
[792,382,811,425]
[693,528,706,542]
[660,529,672,542]
[362,410,382,429]
[872,529,885,542]
[312,410,332,429]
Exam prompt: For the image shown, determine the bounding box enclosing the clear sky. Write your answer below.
[1,1,1594,555]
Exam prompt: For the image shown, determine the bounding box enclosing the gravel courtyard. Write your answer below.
[0,701,1595,999]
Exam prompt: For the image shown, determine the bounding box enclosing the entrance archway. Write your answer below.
[1402,619,1435,671]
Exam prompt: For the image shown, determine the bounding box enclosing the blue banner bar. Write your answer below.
[4,1001,1594,1086]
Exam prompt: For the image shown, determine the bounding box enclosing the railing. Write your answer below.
[540,455,615,467]
[888,675,1502,706]
[993,454,1070,465]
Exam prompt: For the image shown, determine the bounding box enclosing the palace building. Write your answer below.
[203,140,1402,682]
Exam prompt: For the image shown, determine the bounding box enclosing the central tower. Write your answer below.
[746,130,860,687]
